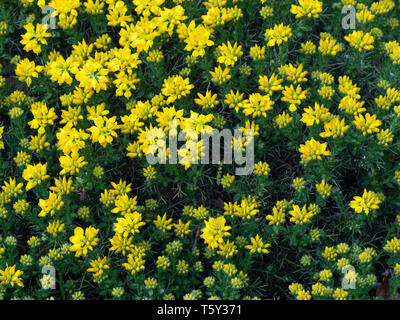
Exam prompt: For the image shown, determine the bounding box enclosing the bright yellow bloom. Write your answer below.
[353,113,381,135]
[290,0,323,18]
[161,75,194,104]
[377,128,394,146]
[289,204,315,224]
[332,288,348,300]
[28,102,58,134]
[210,65,231,84]
[200,216,231,249]
[300,41,316,54]
[281,85,309,112]
[344,30,374,52]
[349,189,381,215]
[195,90,219,109]
[0,265,24,287]
[320,116,349,138]
[265,23,292,46]
[258,73,284,95]
[22,163,50,191]
[69,226,100,257]
[279,63,308,84]
[316,180,333,198]
[89,116,120,148]
[46,220,65,237]
[59,151,88,175]
[38,191,64,217]
[250,44,266,61]
[114,212,146,237]
[122,253,146,275]
[385,41,400,65]
[20,23,51,55]
[2,178,24,198]
[154,213,174,233]
[245,234,271,254]
[318,33,343,56]
[298,138,331,164]
[384,237,400,254]
[87,256,109,283]
[174,219,191,238]
[216,41,243,67]
[300,102,331,126]
[242,93,274,118]
[182,21,214,58]
[75,59,109,93]
[15,58,43,87]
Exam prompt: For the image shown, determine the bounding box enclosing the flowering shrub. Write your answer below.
[0,0,400,300]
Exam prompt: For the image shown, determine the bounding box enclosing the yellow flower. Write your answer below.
[200,216,231,249]
[319,269,333,282]
[154,213,174,233]
[318,33,343,56]
[174,219,191,238]
[38,192,64,217]
[377,128,394,146]
[0,265,24,287]
[385,41,400,65]
[266,205,286,226]
[84,0,105,14]
[216,41,243,67]
[20,23,51,55]
[320,116,349,138]
[297,289,312,300]
[384,237,400,254]
[210,65,231,84]
[242,93,274,118]
[69,226,100,257]
[298,138,331,164]
[349,189,381,215]
[332,288,348,300]
[122,253,146,275]
[290,0,323,18]
[46,220,65,237]
[75,58,109,93]
[258,73,284,95]
[245,234,271,254]
[182,21,214,58]
[15,58,43,87]
[28,102,58,134]
[322,246,337,261]
[265,23,292,46]
[281,85,309,112]
[344,30,374,52]
[88,116,120,148]
[279,63,308,83]
[22,163,50,191]
[161,75,194,104]
[2,178,24,198]
[316,180,333,198]
[353,113,381,136]
[59,151,88,175]
[289,204,315,224]
[195,90,219,109]
[300,102,331,126]
[250,44,266,61]
[114,212,146,237]
[253,161,270,176]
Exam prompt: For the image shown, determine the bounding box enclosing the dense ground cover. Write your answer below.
[0,0,400,300]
